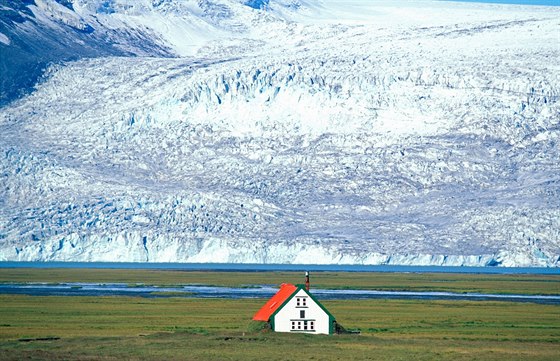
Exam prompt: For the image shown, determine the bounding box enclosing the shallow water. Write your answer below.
[1,283,558,304]
[1,262,559,274]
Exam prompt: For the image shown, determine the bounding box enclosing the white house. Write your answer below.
[252,282,337,335]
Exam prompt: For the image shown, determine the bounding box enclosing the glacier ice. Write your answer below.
[0,0,559,266]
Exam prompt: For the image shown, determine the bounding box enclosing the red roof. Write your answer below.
[253,283,297,321]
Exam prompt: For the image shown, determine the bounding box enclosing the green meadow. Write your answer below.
[1,268,559,294]
[0,269,559,360]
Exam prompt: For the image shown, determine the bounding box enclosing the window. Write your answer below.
[296,297,307,307]
[300,310,305,319]
[291,319,315,332]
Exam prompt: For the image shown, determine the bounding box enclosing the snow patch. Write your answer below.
[33,0,93,32]
[0,33,10,46]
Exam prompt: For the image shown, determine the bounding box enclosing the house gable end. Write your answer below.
[271,285,335,335]
[296,285,336,322]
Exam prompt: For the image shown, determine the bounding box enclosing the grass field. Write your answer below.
[0,269,559,360]
[1,268,559,295]
[0,295,559,360]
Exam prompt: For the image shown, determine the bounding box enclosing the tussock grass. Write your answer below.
[0,294,558,360]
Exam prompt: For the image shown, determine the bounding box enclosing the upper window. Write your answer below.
[296,297,307,307]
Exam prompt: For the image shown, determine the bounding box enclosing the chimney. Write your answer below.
[305,271,310,291]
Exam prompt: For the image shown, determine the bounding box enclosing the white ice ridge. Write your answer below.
[0,32,10,46]
[0,0,559,266]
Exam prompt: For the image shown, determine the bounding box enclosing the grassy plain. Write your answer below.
[0,294,559,360]
[0,269,559,360]
[1,268,559,295]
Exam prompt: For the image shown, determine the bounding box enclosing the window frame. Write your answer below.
[295,296,308,308]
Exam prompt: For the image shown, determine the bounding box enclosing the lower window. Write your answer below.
[290,320,316,331]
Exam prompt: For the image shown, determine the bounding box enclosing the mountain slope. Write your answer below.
[0,0,559,266]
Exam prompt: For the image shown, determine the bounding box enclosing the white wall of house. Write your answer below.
[273,289,331,335]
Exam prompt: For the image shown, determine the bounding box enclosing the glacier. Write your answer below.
[0,0,559,266]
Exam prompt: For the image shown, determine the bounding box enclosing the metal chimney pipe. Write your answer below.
[305,271,310,291]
